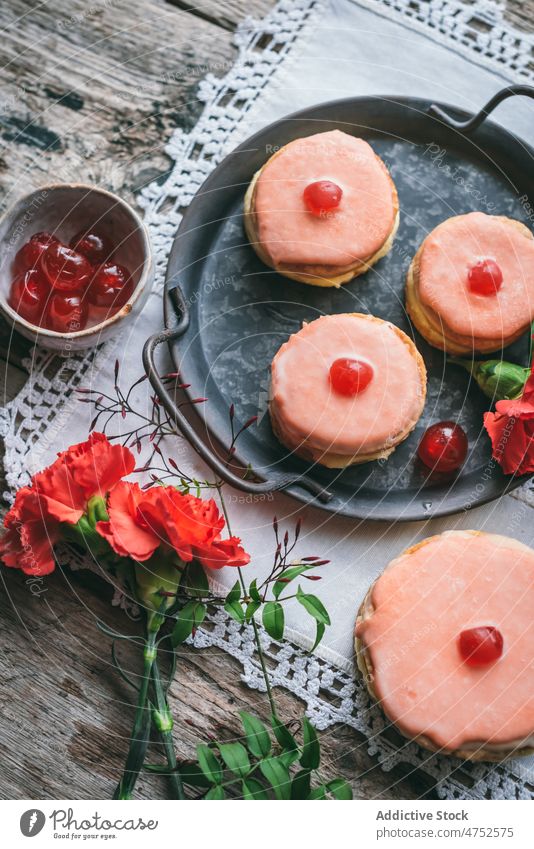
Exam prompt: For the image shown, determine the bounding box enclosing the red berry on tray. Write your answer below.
[13,231,58,274]
[468,258,503,296]
[329,357,374,396]
[70,230,112,265]
[45,292,88,333]
[417,420,468,473]
[303,180,343,216]
[9,268,50,325]
[458,626,503,666]
[41,241,93,292]
[88,262,133,308]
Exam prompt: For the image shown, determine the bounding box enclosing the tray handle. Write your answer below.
[428,84,534,133]
[143,285,332,503]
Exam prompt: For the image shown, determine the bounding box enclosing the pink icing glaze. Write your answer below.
[270,314,423,456]
[356,532,534,751]
[418,212,534,339]
[254,131,395,267]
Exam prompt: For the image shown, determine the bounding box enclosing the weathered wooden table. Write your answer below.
[0,0,531,801]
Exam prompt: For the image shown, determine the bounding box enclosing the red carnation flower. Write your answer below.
[194,536,253,570]
[97,481,250,569]
[0,433,135,575]
[0,487,59,575]
[32,432,135,524]
[96,481,156,561]
[484,366,534,475]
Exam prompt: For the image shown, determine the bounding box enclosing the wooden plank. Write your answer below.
[0,0,240,208]
[0,317,32,370]
[504,0,534,33]
[0,357,27,403]
[166,0,272,31]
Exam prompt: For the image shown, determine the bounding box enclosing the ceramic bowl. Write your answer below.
[0,183,154,351]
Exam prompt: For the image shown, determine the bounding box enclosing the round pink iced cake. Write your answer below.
[356,530,534,757]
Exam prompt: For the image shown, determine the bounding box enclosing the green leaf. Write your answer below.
[226,579,241,605]
[197,744,223,784]
[241,778,268,800]
[249,578,261,603]
[171,600,206,646]
[291,769,311,800]
[278,749,300,769]
[259,756,291,800]
[176,762,211,788]
[205,785,226,800]
[300,717,320,770]
[143,763,173,774]
[273,564,318,599]
[239,711,271,759]
[218,742,250,778]
[296,585,331,625]
[262,601,284,640]
[271,714,298,752]
[245,600,261,623]
[224,599,245,623]
[308,784,327,800]
[326,778,353,800]
[184,560,209,597]
[311,621,326,651]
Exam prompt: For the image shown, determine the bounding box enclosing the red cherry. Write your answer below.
[329,358,374,396]
[45,293,88,333]
[13,232,58,274]
[417,421,468,473]
[468,259,503,296]
[8,268,50,325]
[303,180,343,216]
[41,241,93,292]
[70,230,112,265]
[459,626,503,667]
[88,262,133,308]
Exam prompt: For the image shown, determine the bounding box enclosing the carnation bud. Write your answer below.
[152,705,173,733]
[451,358,530,402]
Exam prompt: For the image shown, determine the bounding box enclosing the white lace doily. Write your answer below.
[2,0,534,801]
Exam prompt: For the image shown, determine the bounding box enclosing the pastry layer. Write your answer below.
[407,213,534,354]
[269,313,426,466]
[355,531,534,759]
[244,130,399,287]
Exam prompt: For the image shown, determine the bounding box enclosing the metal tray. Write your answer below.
[144,85,534,521]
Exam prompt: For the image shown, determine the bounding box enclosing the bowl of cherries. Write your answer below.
[0,184,154,350]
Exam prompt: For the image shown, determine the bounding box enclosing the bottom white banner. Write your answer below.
[1,799,532,848]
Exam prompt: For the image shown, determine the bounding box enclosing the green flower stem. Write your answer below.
[151,658,185,800]
[113,613,163,800]
[248,609,278,718]
[217,485,278,719]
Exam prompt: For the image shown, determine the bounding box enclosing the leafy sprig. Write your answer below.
[149,711,351,800]
[169,519,331,653]
[257,517,330,649]
[76,360,205,487]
